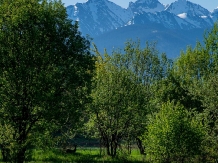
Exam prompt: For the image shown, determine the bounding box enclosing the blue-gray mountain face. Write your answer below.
[66,0,218,58]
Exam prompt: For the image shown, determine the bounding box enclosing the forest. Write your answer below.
[0,0,218,163]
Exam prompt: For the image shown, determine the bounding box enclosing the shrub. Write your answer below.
[144,102,206,162]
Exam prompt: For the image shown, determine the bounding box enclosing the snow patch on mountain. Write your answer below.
[178,13,187,19]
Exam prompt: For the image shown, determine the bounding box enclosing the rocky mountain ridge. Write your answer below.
[66,0,218,36]
[66,0,218,58]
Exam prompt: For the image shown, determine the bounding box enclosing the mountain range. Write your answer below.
[66,0,218,58]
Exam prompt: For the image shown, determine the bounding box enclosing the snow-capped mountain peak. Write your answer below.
[66,0,133,36]
[177,0,186,2]
[212,7,218,14]
[165,0,213,28]
[128,0,165,14]
[166,0,210,16]
[64,0,218,59]
[66,0,217,37]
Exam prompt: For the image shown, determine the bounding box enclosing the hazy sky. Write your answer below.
[61,0,218,12]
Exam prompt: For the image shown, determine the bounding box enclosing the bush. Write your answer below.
[144,102,206,163]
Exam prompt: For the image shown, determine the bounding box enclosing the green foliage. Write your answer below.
[0,0,95,162]
[88,41,167,156]
[144,102,205,162]
[175,45,210,80]
[161,23,218,160]
[123,41,169,84]
[204,22,218,70]
[193,74,218,159]
[174,23,218,79]
[154,23,218,112]
[0,0,217,162]
[154,72,204,112]
[90,51,144,157]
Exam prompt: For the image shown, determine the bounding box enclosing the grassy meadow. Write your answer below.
[22,147,146,163]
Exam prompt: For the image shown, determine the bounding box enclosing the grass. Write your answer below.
[29,147,146,163]
[0,147,213,162]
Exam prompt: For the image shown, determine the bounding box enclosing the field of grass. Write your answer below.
[28,147,146,163]
[0,147,214,163]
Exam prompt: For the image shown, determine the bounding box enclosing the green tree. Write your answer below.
[191,23,218,160]
[154,35,212,112]
[154,24,217,107]
[152,23,218,161]
[0,0,95,162]
[89,41,169,156]
[90,52,143,157]
[144,102,205,163]
[154,71,204,112]
[122,41,171,154]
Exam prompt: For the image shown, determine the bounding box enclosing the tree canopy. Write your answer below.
[0,0,94,162]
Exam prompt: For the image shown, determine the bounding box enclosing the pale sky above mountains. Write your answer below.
[61,0,218,12]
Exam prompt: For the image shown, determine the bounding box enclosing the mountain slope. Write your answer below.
[212,8,218,22]
[130,11,195,29]
[93,24,205,58]
[67,0,133,36]
[165,0,214,28]
[67,0,217,36]
[128,0,165,14]
[66,0,218,58]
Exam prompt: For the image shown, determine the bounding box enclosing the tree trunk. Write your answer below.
[104,137,118,157]
[100,132,119,157]
[1,146,10,162]
[136,137,145,155]
[105,139,111,156]
[127,139,131,154]
[15,148,26,163]
[110,134,118,157]
[113,143,117,157]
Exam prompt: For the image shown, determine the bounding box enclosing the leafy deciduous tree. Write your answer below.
[90,52,143,157]
[89,41,169,156]
[0,0,95,162]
